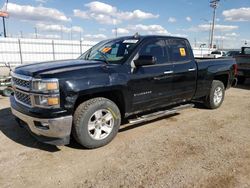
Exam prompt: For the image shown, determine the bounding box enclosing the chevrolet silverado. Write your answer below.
[10,35,237,148]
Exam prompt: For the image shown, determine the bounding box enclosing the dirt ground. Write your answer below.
[0,82,250,188]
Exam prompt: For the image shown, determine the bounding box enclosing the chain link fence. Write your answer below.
[0,37,96,75]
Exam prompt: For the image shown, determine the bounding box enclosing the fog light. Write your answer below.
[41,122,49,127]
[34,121,49,130]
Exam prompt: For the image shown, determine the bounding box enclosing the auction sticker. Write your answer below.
[179,48,186,56]
[102,47,112,53]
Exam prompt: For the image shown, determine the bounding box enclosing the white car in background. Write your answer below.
[206,50,226,58]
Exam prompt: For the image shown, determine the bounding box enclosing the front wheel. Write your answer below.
[73,97,121,149]
[204,80,225,109]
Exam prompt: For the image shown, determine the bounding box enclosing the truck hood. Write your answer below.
[14,59,105,77]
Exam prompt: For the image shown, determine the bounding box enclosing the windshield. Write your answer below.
[225,51,240,56]
[79,38,140,64]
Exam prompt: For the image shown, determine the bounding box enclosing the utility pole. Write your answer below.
[210,0,220,49]
[114,27,118,38]
[70,24,73,40]
[20,30,23,38]
[34,27,38,39]
[201,18,212,48]
[112,19,118,38]
[2,17,6,37]
[0,0,9,38]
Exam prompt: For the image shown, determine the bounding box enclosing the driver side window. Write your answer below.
[138,39,168,64]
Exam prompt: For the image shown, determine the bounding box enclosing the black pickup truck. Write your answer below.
[10,35,237,148]
[235,47,250,84]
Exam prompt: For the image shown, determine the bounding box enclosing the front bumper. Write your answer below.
[11,107,73,146]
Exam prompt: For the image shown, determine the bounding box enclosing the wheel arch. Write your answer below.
[213,74,229,89]
[74,90,126,118]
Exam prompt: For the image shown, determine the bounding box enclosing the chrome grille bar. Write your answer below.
[11,72,32,91]
[14,89,32,108]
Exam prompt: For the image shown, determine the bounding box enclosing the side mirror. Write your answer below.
[134,55,156,67]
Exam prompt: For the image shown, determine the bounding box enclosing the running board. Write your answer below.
[128,104,194,125]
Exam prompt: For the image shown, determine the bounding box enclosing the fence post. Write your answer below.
[80,40,82,55]
[18,39,23,64]
[52,40,55,60]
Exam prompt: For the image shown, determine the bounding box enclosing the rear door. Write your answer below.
[166,38,197,102]
[128,38,174,112]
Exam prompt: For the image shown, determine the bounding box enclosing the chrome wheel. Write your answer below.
[88,109,114,140]
[213,86,223,106]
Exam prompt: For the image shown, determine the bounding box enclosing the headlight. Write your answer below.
[34,95,60,108]
[32,79,59,92]
[32,78,60,108]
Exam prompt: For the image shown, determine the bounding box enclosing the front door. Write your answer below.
[128,38,174,112]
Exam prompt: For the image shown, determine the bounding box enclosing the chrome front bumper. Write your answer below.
[11,107,73,139]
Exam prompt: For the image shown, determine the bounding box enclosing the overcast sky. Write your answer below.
[0,0,250,49]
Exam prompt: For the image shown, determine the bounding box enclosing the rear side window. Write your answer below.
[243,48,250,55]
[211,51,221,55]
[138,39,168,64]
[167,39,191,62]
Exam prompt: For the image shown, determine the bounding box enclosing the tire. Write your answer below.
[204,80,225,109]
[73,97,121,149]
[237,76,245,85]
[2,87,13,97]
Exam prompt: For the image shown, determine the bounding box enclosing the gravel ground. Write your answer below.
[0,81,250,188]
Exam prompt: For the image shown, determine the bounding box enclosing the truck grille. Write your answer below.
[14,90,32,107]
[12,73,31,91]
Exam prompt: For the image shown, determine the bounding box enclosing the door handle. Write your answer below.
[164,71,174,74]
[188,68,196,72]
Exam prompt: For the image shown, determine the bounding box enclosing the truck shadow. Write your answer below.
[67,113,181,150]
[0,107,60,152]
[234,79,250,90]
[119,113,180,132]
[0,103,213,151]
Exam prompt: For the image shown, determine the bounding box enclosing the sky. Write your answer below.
[0,0,250,49]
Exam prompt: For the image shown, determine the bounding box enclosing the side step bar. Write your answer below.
[128,104,194,125]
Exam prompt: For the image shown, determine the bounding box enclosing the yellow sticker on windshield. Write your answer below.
[102,47,111,53]
[179,48,186,56]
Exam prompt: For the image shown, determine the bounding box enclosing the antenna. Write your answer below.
[134,32,140,39]
[114,27,117,38]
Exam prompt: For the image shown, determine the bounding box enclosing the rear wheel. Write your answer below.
[204,80,225,109]
[73,97,121,149]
